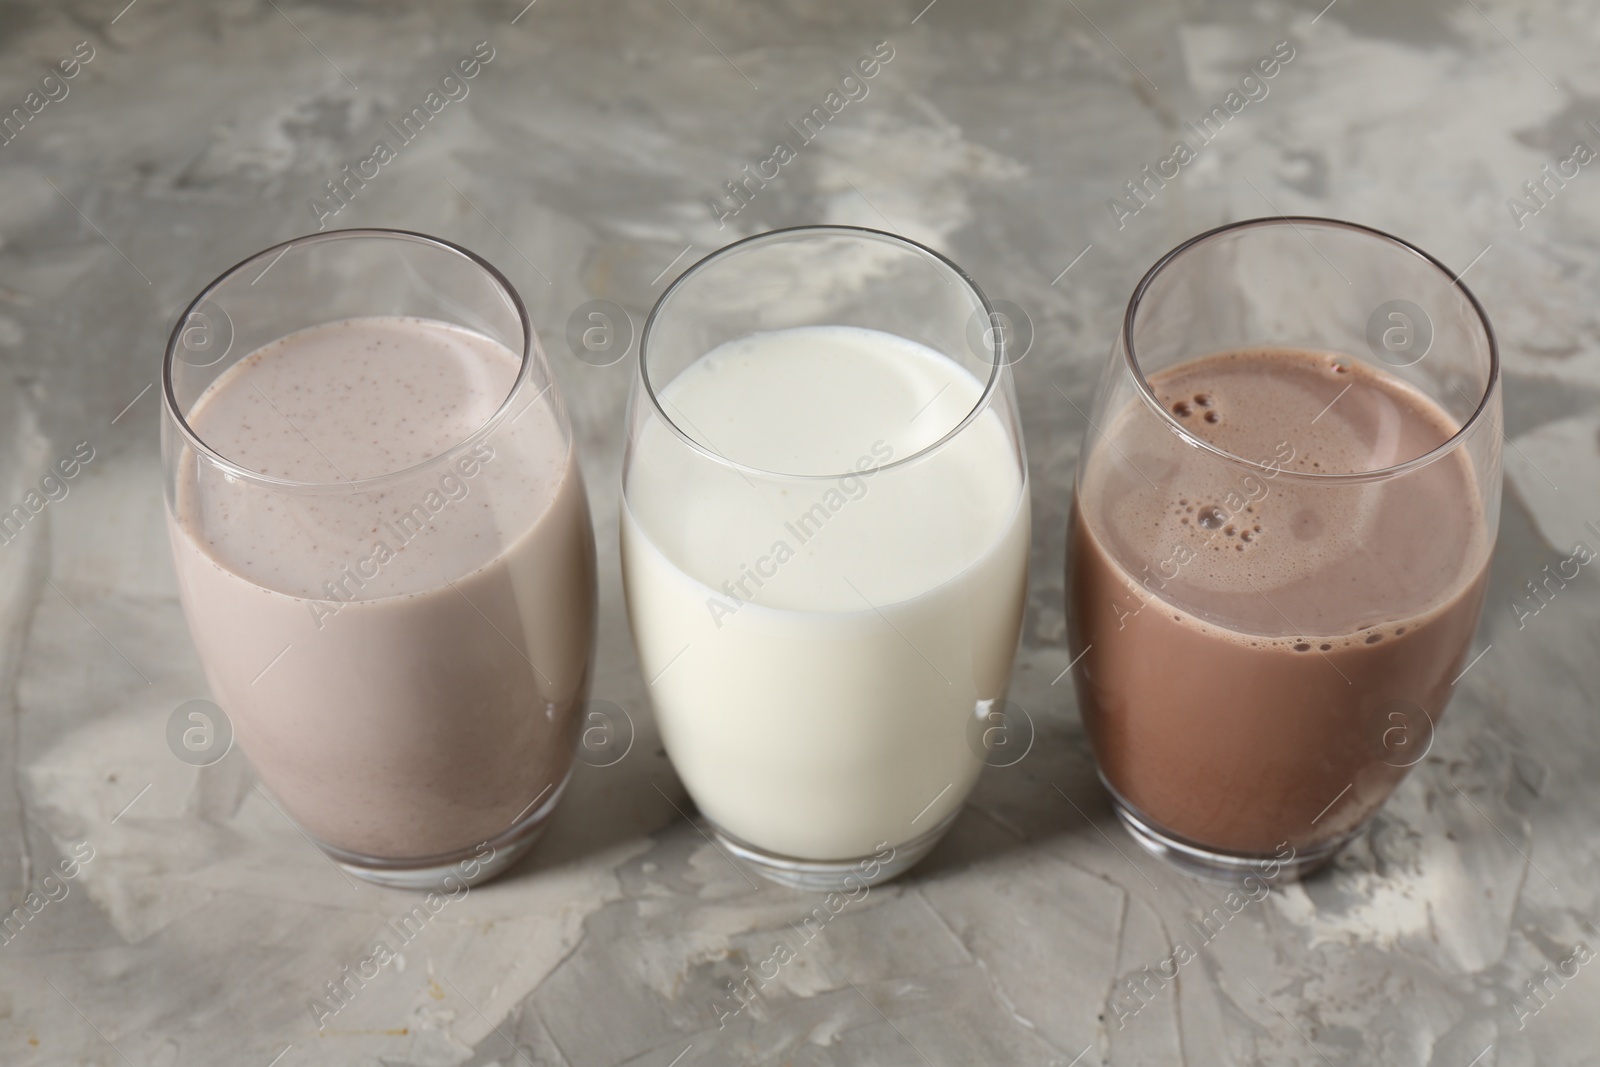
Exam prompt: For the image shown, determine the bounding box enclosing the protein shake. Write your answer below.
[1069,347,1490,855]
[169,316,596,865]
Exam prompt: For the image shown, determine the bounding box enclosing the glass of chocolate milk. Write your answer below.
[162,230,597,889]
[1067,217,1500,881]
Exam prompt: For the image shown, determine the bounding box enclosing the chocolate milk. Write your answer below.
[169,317,596,861]
[1068,348,1489,854]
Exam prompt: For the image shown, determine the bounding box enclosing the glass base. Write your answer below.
[707,810,959,891]
[1103,779,1353,883]
[314,769,571,890]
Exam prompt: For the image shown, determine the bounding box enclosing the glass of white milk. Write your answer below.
[621,226,1031,889]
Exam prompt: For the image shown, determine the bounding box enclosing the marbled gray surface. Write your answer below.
[0,0,1597,1064]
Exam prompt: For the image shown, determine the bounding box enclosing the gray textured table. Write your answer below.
[1,1,1596,1064]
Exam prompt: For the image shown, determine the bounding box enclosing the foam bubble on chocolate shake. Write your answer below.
[1082,347,1483,637]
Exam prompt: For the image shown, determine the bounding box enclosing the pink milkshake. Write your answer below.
[166,314,595,886]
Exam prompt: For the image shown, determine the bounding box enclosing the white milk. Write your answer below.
[169,317,595,861]
[622,326,1029,860]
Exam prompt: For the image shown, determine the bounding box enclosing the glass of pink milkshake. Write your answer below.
[162,229,597,888]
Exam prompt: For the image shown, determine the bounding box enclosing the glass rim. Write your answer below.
[1122,215,1501,485]
[637,224,1006,481]
[162,227,537,494]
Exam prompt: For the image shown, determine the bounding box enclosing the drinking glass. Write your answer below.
[1067,216,1500,880]
[622,225,1031,889]
[162,229,597,889]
